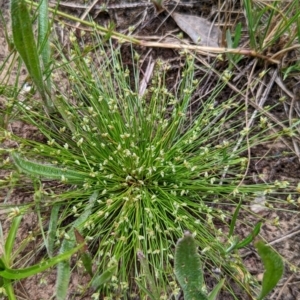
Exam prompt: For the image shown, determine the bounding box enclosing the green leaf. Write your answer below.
[10,0,50,108]
[47,205,60,257]
[208,278,225,300]
[11,152,87,183]
[229,199,242,237]
[74,228,93,277]
[134,280,157,300]
[255,240,284,300]
[236,222,262,249]
[174,232,208,300]
[4,215,22,262]
[38,0,52,96]
[91,265,117,290]
[38,0,50,69]
[81,252,93,277]
[225,29,233,49]
[137,250,160,298]
[56,192,98,299]
[56,258,71,300]
[0,259,6,271]
[0,243,83,280]
[232,23,242,48]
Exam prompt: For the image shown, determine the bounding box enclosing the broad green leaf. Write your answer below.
[255,241,284,300]
[10,0,49,108]
[174,232,208,300]
[12,152,87,183]
[0,243,83,280]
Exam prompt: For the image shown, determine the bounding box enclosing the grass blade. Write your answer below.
[0,243,83,280]
[208,278,225,300]
[56,192,98,299]
[236,222,262,249]
[137,251,160,299]
[91,266,117,290]
[4,216,22,264]
[228,199,242,237]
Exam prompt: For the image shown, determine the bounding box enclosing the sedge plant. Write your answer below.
[9,35,283,298]
[2,0,292,298]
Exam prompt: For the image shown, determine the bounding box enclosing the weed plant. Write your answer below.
[2,0,300,298]
[6,30,283,298]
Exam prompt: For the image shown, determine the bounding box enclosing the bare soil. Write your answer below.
[1,1,300,299]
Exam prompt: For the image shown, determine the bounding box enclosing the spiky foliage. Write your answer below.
[8,31,278,297]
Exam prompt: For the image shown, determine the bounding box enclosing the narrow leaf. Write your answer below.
[137,250,160,298]
[91,265,117,290]
[236,222,262,249]
[208,278,225,300]
[134,280,157,300]
[74,228,93,277]
[229,199,242,237]
[56,192,98,298]
[255,241,284,300]
[38,0,51,92]
[233,23,242,48]
[38,0,50,68]
[0,243,83,280]
[5,215,22,261]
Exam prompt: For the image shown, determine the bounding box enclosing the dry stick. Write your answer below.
[50,1,200,10]
[139,57,155,97]
[28,0,280,64]
[219,68,278,185]
[271,44,300,60]
[242,224,300,258]
[274,273,295,300]
[73,0,99,32]
[49,1,153,10]
[273,73,300,159]
[238,59,259,189]
[195,55,300,149]
[194,58,299,164]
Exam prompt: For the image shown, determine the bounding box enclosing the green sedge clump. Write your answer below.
[12,33,277,297]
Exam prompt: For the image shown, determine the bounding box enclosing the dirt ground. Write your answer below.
[1,1,300,299]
